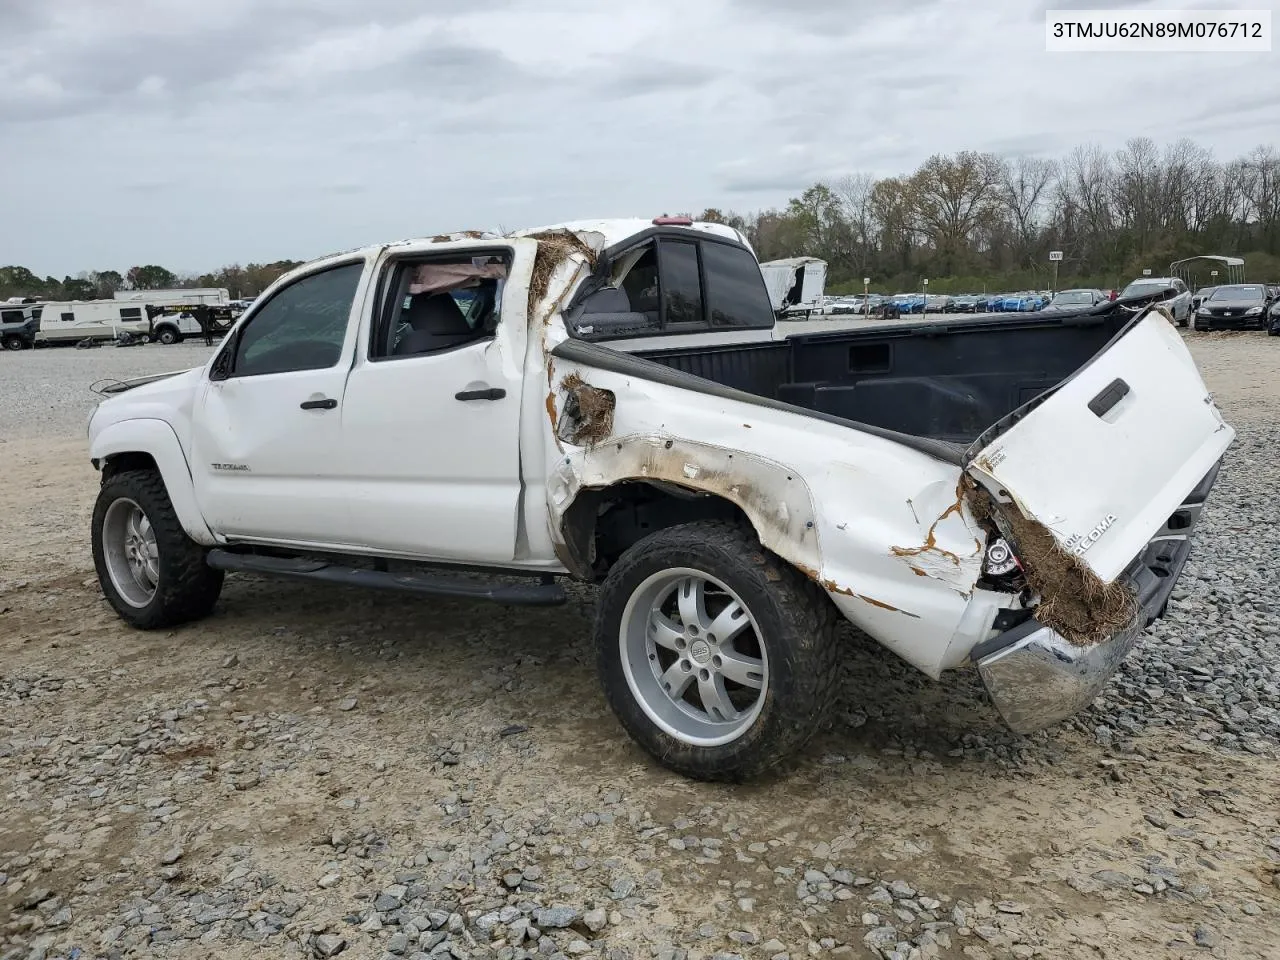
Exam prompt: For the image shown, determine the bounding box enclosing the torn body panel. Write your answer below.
[542,352,1010,678]
[548,433,822,577]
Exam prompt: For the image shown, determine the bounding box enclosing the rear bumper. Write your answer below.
[974,460,1220,734]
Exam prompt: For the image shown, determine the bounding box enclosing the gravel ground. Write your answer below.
[1,330,1279,960]
[0,343,218,443]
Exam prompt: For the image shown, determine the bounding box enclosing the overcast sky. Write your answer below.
[2,0,1276,276]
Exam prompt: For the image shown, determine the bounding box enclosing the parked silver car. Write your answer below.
[1119,277,1192,326]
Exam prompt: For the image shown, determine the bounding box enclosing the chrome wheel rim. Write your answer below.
[102,498,159,608]
[619,568,768,747]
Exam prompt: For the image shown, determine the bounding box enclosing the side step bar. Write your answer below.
[205,549,567,607]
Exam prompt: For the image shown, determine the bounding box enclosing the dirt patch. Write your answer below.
[527,230,598,317]
[968,483,1136,645]
[557,372,615,446]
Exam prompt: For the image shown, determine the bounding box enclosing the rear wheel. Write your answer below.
[3,335,25,350]
[595,521,839,781]
[92,469,223,629]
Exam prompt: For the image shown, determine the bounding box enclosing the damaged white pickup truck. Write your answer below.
[87,218,1233,779]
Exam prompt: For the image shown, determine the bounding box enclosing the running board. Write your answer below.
[205,549,567,607]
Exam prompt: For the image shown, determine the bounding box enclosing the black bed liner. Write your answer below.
[555,304,1147,463]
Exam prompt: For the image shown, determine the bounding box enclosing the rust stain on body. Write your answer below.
[892,479,967,566]
[812,575,921,619]
[856,594,921,618]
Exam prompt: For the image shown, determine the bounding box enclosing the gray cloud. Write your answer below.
[599,62,718,100]
[732,0,940,32]
[0,0,1275,275]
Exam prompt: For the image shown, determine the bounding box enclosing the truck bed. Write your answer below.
[634,311,1128,446]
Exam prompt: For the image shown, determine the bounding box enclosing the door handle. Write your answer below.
[300,398,338,410]
[454,387,506,402]
[1088,378,1129,418]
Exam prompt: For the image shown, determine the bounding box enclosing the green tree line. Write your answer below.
[4,137,1278,302]
[695,137,1280,293]
[0,261,304,303]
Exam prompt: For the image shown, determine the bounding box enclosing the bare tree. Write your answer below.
[1000,155,1058,265]
[1058,144,1116,272]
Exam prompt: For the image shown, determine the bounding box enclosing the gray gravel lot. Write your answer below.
[0,343,217,443]
[1,329,1278,960]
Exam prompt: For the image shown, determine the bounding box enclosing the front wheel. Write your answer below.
[92,469,223,629]
[156,327,180,345]
[595,521,839,781]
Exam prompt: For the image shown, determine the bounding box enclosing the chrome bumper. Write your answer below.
[975,461,1220,734]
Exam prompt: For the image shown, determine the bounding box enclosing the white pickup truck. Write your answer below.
[87,218,1233,780]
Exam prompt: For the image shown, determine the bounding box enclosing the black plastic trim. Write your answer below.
[206,549,567,606]
[1088,378,1130,417]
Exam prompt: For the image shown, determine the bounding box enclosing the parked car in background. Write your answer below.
[1040,289,1108,314]
[1191,286,1218,312]
[1268,297,1280,336]
[925,294,955,313]
[808,296,842,316]
[950,295,982,313]
[999,292,1043,312]
[1119,277,1192,326]
[1193,283,1274,331]
[830,296,867,315]
[1,302,42,350]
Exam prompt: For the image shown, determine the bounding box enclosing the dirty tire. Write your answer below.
[3,335,26,350]
[92,469,223,629]
[595,520,839,781]
[156,327,180,345]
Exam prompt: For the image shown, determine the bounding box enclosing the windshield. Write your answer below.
[1051,291,1094,305]
[1208,285,1264,302]
[1121,280,1169,298]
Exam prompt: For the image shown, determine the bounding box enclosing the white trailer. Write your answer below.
[114,287,230,306]
[759,257,827,316]
[35,301,153,344]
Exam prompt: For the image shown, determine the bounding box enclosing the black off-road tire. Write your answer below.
[92,469,223,629]
[595,520,840,781]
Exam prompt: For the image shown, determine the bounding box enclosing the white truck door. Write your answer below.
[190,256,372,545]
[337,237,537,563]
[966,310,1233,583]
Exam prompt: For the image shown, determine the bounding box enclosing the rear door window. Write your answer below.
[701,242,775,329]
[658,240,704,327]
[575,235,770,341]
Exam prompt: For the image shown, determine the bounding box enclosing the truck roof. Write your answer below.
[378,218,751,258]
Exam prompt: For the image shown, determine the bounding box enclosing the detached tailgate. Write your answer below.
[965,311,1233,583]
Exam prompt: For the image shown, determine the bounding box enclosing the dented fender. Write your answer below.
[548,433,822,576]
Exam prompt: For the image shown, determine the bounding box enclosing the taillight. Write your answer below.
[653,216,693,226]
